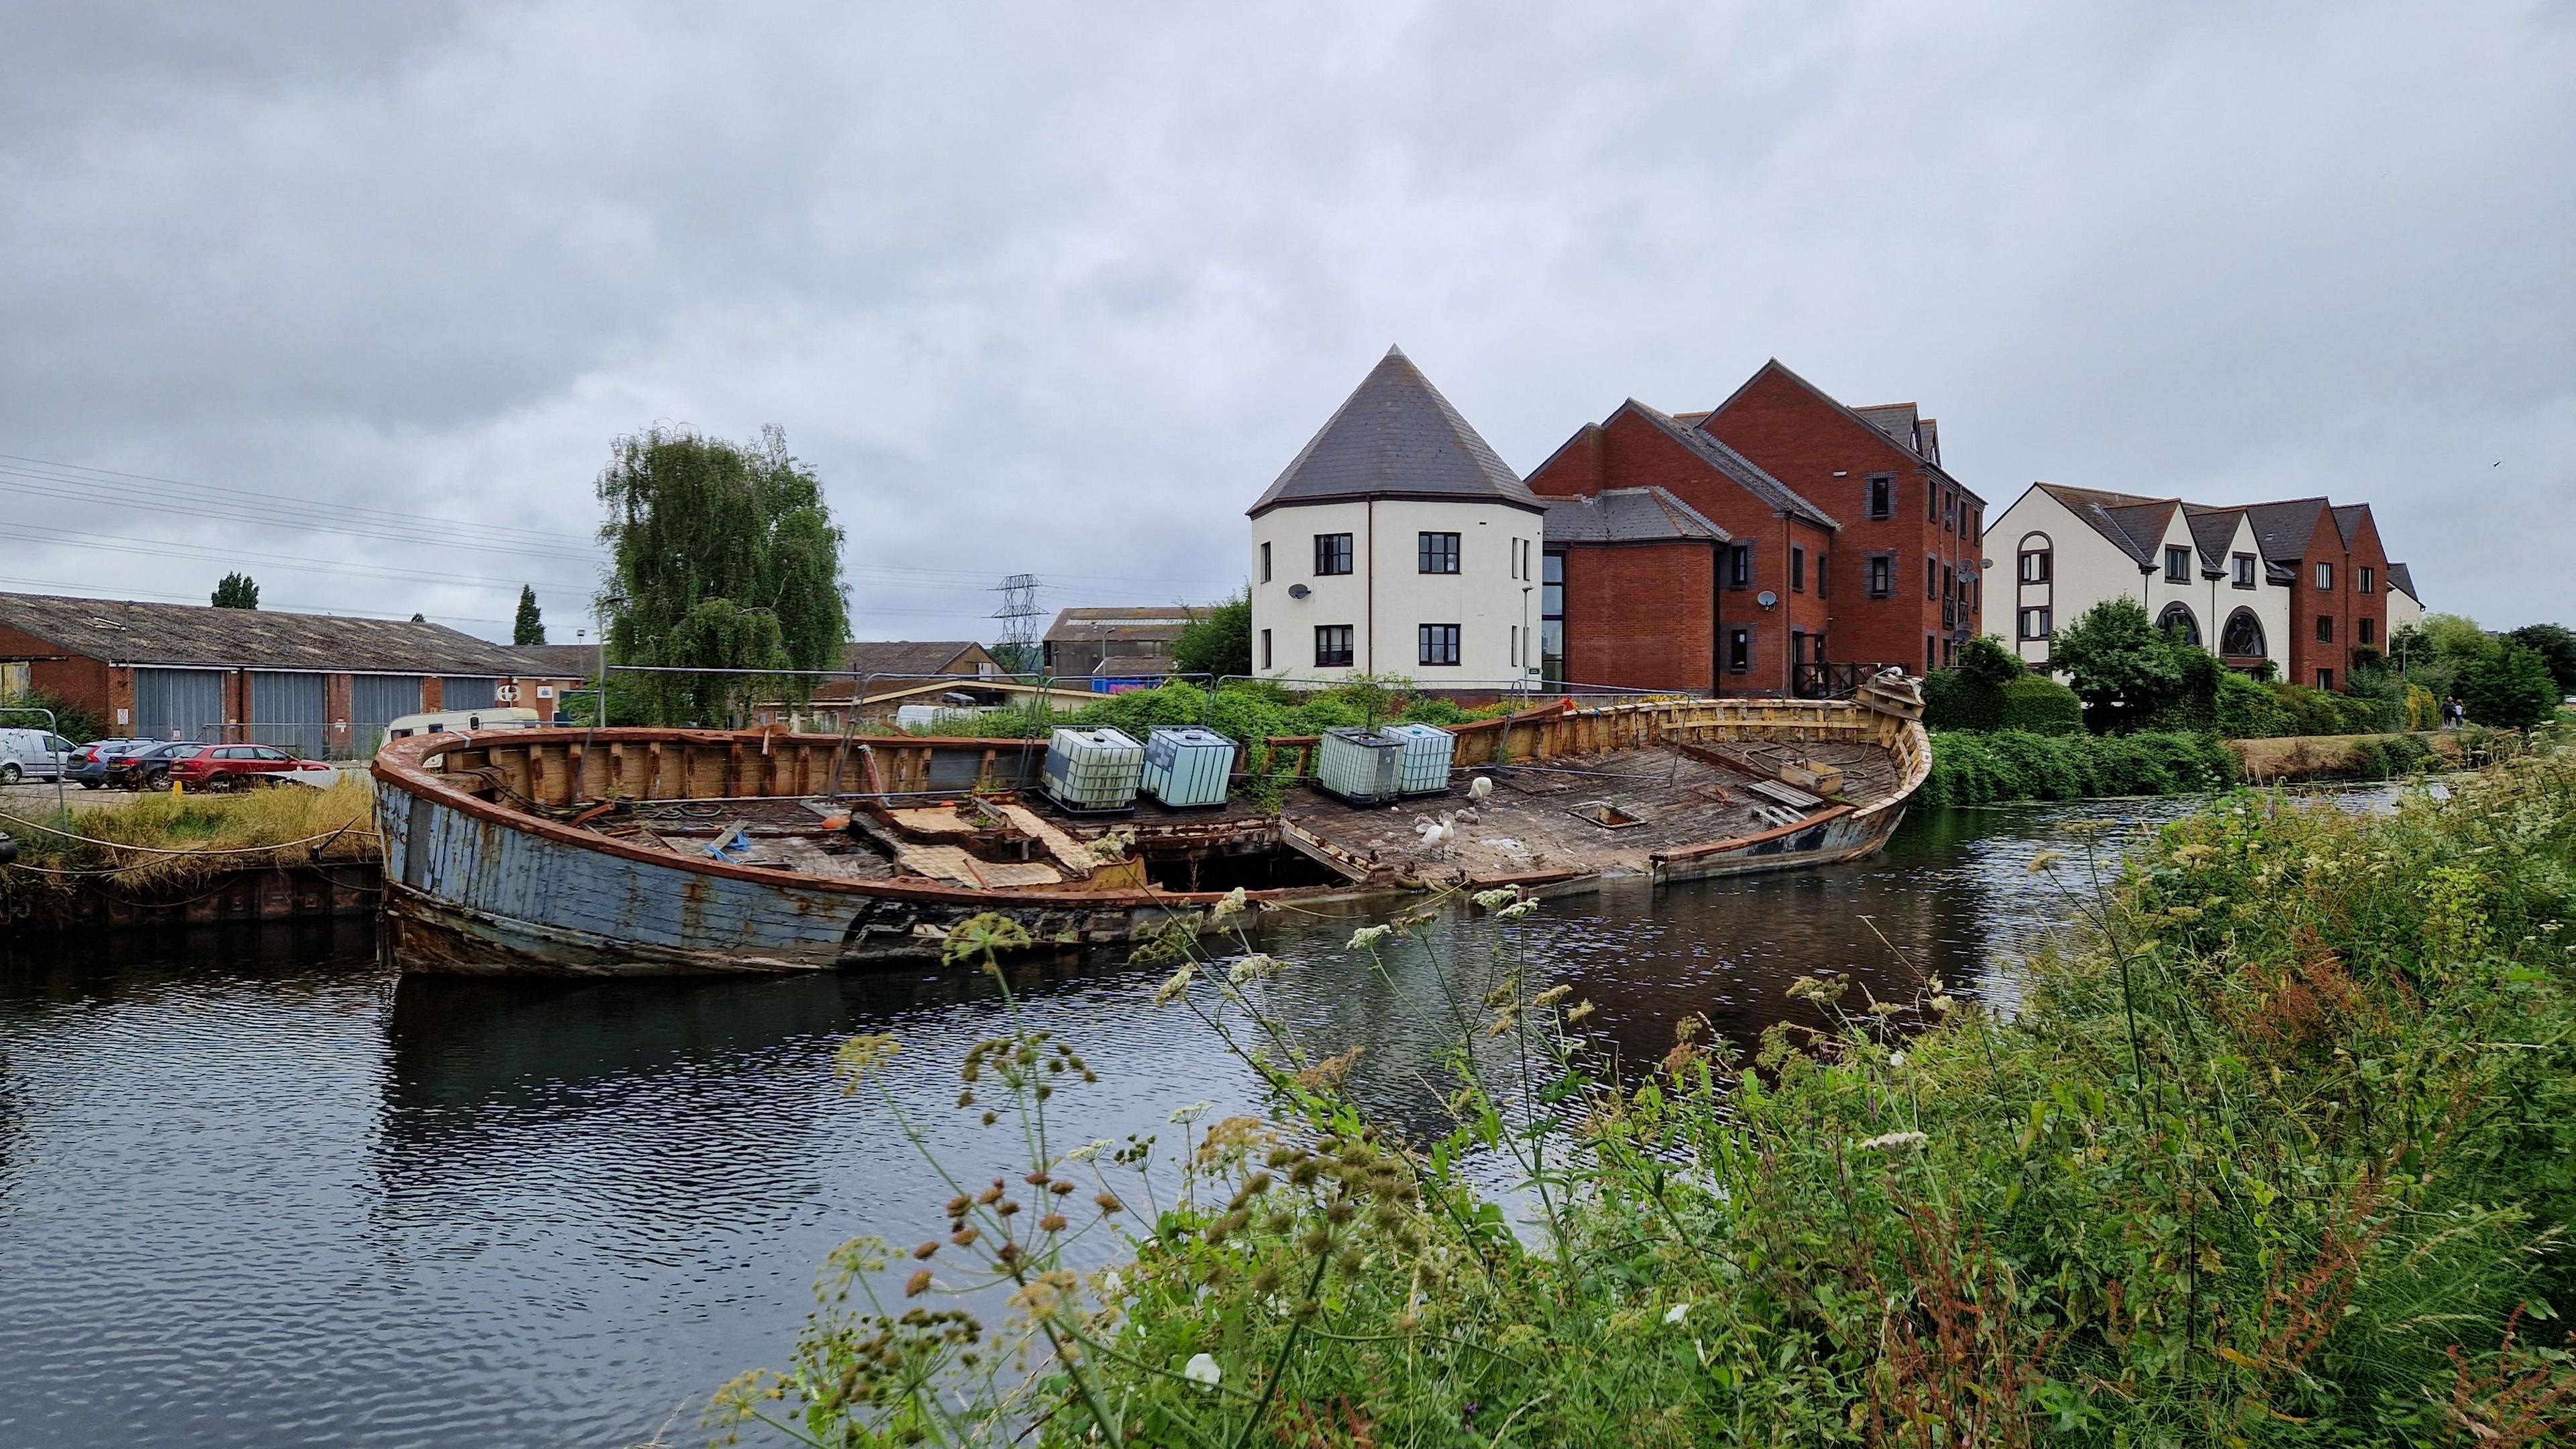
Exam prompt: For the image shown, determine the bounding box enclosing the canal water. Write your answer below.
[0,792,2380,1448]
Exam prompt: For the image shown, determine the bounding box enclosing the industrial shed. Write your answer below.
[0,592,539,756]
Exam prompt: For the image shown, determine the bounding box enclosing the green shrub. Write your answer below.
[1919,637,2024,732]
[1996,672,2083,734]
[2212,670,2291,738]
[751,750,2576,1449]
[1923,728,2237,805]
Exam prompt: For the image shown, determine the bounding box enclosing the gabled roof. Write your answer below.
[1540,486,1733,545]
[2330,502,2373,548]
[838,641,991,678]
[2387,561,2419,600]
[2241,498,2332,564]
[2031,483,2169,565]
[1044,607,1196,644]
[1703,359,1983,507]
[1248,346,1542,517]
[2181,504,2249,570]
[504,643,599,678]
[1620,400,1839,529]
[0,591,529,674]
[2102,500,2182,561]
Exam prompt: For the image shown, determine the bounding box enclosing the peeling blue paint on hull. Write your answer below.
[379,787,1221,975]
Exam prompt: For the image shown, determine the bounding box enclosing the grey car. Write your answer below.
[0,728,80,784]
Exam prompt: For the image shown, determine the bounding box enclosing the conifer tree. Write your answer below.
[513,586,546,645]
[211,572,260,609]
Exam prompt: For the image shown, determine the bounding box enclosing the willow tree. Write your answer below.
[596,425,849,725]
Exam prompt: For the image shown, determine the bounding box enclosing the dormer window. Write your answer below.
[2164,546,2190,583]
[2233,553,2256,588]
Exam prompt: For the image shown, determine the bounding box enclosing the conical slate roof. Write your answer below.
[1247,347,1544,517]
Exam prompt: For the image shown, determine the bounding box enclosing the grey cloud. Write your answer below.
[3,1,2570,639]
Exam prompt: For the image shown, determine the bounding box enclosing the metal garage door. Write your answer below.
[350,675,422,756]
[439,676,497,710]
[132,668,226,742]
[248,672,329,759]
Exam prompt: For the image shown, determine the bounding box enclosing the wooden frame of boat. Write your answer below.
[372,681,1928,976]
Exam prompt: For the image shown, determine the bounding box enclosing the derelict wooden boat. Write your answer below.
[371,680,1928,976]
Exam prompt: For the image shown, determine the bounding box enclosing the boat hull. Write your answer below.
[372,688,1930,977]
[378,784,1224,975]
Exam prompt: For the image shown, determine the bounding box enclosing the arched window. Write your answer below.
[2220,608,2265,659]
[2157,602,2200,647]
[2017,532,2052,584]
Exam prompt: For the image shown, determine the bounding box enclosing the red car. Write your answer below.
[166,745,339,791]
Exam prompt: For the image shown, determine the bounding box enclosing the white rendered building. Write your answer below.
[1993,484,2291,676]
[1248,348,1548,686]
[2386,564,2424,635]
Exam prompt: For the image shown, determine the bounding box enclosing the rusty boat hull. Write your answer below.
[372,686,1929,976]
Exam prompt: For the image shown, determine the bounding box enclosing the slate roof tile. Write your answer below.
[1248,347,1542,516]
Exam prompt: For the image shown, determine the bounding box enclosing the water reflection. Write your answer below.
[0,790,2404,1447]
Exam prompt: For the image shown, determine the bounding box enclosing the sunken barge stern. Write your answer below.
[372,681,1928,976]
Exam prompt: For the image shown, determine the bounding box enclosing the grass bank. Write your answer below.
[2229,729,2461,784]
[733,749,2576,1447]
[0,777,376,899]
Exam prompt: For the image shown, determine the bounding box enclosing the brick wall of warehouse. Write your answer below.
[0,623,111,718]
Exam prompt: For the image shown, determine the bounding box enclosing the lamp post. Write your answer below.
[584,594,628,770]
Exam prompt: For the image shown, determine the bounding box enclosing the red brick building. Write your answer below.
[1527,400,1837,695]
[1534,486,1733,692]
[1695,361,1986,676]
[2244,499,2392,691]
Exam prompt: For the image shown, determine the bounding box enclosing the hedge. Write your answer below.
[1922,729,2240,806]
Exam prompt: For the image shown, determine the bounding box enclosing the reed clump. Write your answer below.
[1,777,376,895]
[732,749,2576,1448]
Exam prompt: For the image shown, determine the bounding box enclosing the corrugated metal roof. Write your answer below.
[1045,607,1197,644]
[504,643,598,678]
[0,592,527,674]
[1541,486,1732,545]
[1247,346,1542,517]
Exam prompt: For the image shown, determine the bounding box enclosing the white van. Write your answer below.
[0,728,80,784]
[380,707,545,744]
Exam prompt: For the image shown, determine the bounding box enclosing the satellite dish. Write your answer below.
[1287,584,1311,600]
[1756,590,1779,610]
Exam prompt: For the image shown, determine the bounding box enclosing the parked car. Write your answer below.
[105,741,207,792]
[167,745,341,792]
[0,728,81,784]
[68,737,161,790]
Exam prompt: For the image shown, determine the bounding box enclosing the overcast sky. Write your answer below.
[4,1,2570,645]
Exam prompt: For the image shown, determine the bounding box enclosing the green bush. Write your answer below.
[1923,728,2238,805]
[1996,672,2083,734]
[0,686,105,744]
[2212,670,2291,738]
[751,750,2576,1449]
